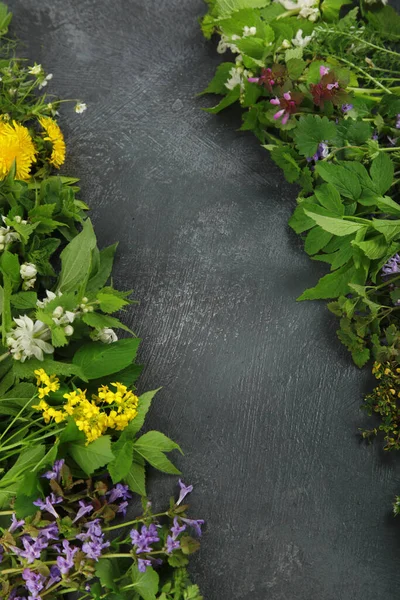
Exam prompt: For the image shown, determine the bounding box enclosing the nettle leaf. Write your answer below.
[72,338,140,380]
[133,431,182,475]
[270,146,301,183]
[96,291,130,313]
[298,261,367,300]
[57,219,97,294]
[68,435,114,476]
[294,115,336,158]
[200,62,235,96]
[10,291,37,309]
[303,211,365,236]
[370,153,394,196]
[130,565,159,600]
[125,459,146,496]
[82,312,133,334]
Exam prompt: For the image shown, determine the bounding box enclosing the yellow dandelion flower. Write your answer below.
[39,116,66,168]
[0,121,36,180]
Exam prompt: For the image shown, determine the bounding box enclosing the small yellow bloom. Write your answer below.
[0,121,36,180]
[39,116,66,168]
[32,399,49,412]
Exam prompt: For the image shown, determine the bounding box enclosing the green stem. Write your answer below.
[0,427,63,452]
[323,28,400,58]
[102,511,168,532]
[100,553,133,558]
[0,395,35,443]
[0,351,9,363]
[331,55,392,94]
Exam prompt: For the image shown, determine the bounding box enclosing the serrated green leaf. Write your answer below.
[372,219,400,242]
[10,291,38,309]
[68,436,114,476]
[109,439,134,484]
[314,183,344,216]
[82,312,133,334]
[96,292,130,314]
[133,431,181,475]
[298,261,367,300]
[200,62,235,96]
[294,115,337,158]
[125,460,146,496]
[130,566,159,600]
[303,211,365,236]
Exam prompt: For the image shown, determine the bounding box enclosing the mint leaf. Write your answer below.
[294,115,336,157]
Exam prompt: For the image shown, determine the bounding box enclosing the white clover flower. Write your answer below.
[38,73,53,90]
[7,316,54,362]
[93,328,118,344]
[28,63,42,76]
[292,29,314,47]
[36,290,62,309]
[243,26,257,36]
[75,102,87,114]
[20,262,37,280]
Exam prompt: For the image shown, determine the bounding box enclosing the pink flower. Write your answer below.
[270,91,303,125]
[319,65,330,77]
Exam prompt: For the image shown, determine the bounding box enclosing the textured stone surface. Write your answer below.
[7,1,400,598]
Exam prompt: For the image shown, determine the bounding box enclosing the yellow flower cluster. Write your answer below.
[39,116,66,168]
[33,371,139,444]
[0,121,36,180]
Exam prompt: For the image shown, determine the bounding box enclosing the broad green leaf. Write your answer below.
[294,115,336,158]
[133,431,181,475]
[352,235,389,260]
[109,439,134,484]
[314,183,344,216]
[315,162,362,200]
[270,146,301,183]
[321,0,352,20]
[72,338,140,380]
[304,228,332,255]
[57,219,97,294]
[125,460,146,496]
[200,62,236,96]
[303,211,365,236]
[68,435,114,476]
[13,358,86,381]
[126,389,161,437]
[10,291,38,309]
[286,58,306,80]
[86,243,118,294]
[130,565,159,600]
[95,559,119,591]
[1,251,20,287]
[372,219,400,242]
[59,419,86,445]
[370,153,394,196]
[82,312,133,334]
[97,292,130,314]
[298,261,367,300]
[376,196,400,216]
[203,87,240,113]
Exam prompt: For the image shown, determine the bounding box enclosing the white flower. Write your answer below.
[6,316,54,362]
[292,29,314,47]
[20,262,37,280]
[93,328,118,344]
[225,67,243,90]
[75,102,87,114]
[217,39,228,54]
[38,73,53,90]
[36,290,62,309]
[243,26,257,36]
[64,325,74,337]
[0,224,20,249]
[28,63,42,76]
[281,39,292,49]
[276,0,320,20]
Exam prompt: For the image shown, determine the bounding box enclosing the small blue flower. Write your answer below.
[177,479,193,505]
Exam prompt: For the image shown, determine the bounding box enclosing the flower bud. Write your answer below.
[20,262,37,280]
[64,325,74,336]
[52,306,64,319]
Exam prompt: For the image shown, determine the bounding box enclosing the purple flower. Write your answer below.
[73,500,93,523]
[39,523,59,541]
[82,537,110,560]
[78,519,102,539]
[15,536,47,563]
[396,114,400,129]
[181,518,205,537]
[117,501,129,517]
[319,65,330,77]
[108,483,132,504]
[22,569,45,598]
[33,494,63,519]
[307,141,329,163]
[341,103,353,113]
[46,565,61,589]
[0,544,3,564]
[42,459,64,482]
[372,131,379,141]
[177,479,193,506]
[166,535,180,554]
[56,540,79,575]
[130,524,160,554]
[171,517,186,540]
[326,81,339,90]
[138,558,152,572]
[9,513,25,533]
[382,253,400,276]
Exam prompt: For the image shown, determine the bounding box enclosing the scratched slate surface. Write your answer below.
[7,1,400,598]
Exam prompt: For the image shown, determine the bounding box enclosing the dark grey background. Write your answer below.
[8,1,400,598]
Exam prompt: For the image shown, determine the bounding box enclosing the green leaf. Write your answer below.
[298,261,367,300]
[13,358,86,381]
[86,243,118,294]
[57,219,97,294]
[134,431,181,475]
[96,292,130,314]
[59,419,86,445]
[294,115,337,158]
[352,235,390,260]
[321,0,352,20]
[10,291,38,309]
[203,87,240,113]
[109,439,134,484]
[200,62,235,96]
[372,219,400,242]
[68,436,114,476]
[370,153,394,196]
[95,559,119,591]
[234,36,269,60]
[304,228,332,255]
[375,196,400,217]
[82,312,133,334]
[270,146,301,183]
[0,445,45,488]
[314,183,344,216]
[303,211,365,236]
[131,565,159,600]
[125,459,146,496]
[286,58,306,80]
[126,389,160,437]
[315,162,362,200]
[1,251,20,288]
[72,338,140,380]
